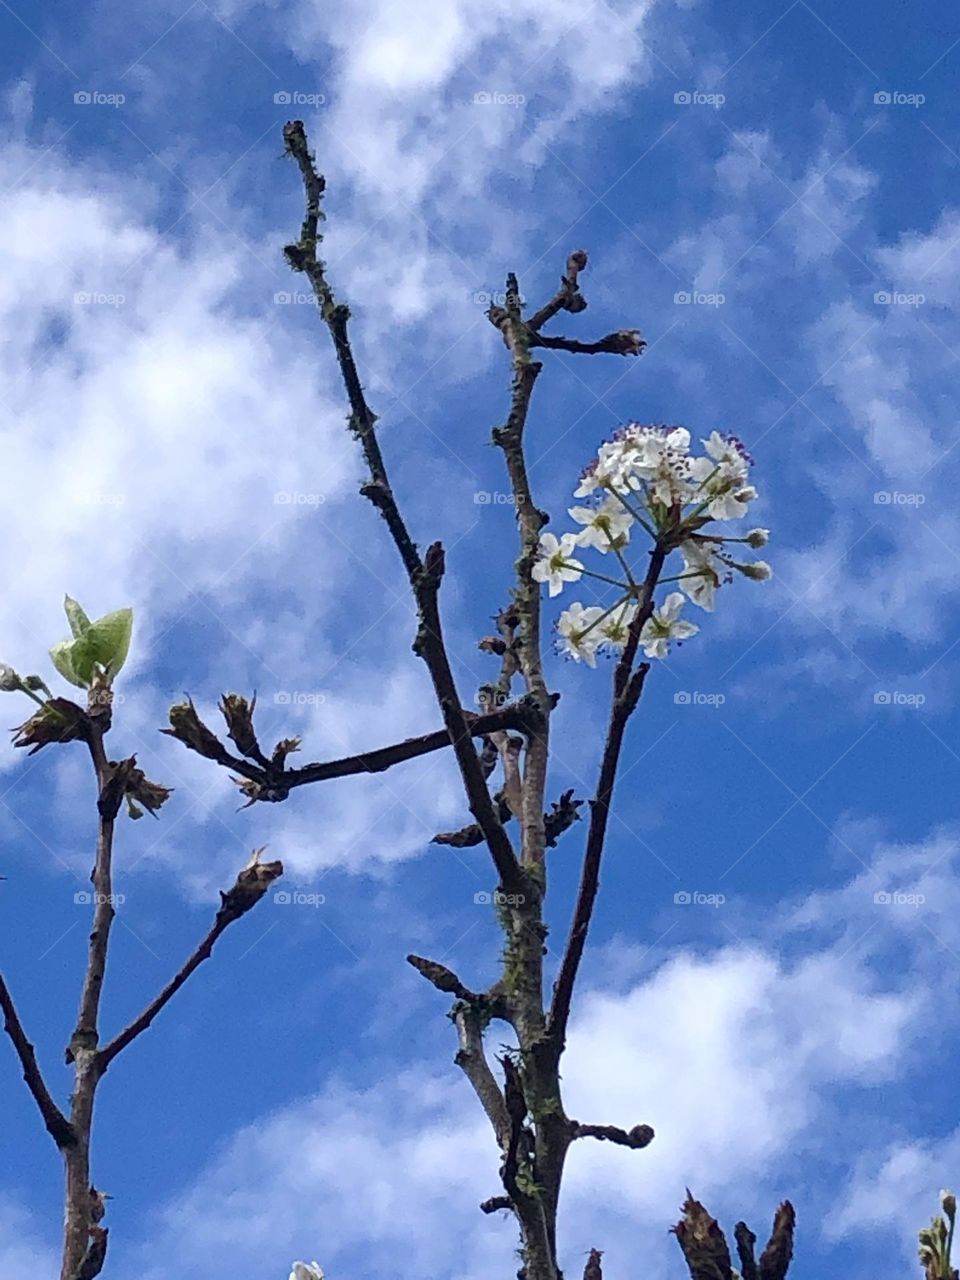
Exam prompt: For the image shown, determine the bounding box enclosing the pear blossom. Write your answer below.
[554,422,769,670]
[679,540,725,611]
[532,533,583,597]
[639,592,699,659]
[289,1265,324,1280]
[597,600,638,650]
[557,602,605,666]
[568,499,633,552]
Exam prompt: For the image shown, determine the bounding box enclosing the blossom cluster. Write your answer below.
[532,425,771,666]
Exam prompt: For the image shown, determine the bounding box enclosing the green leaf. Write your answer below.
[63,595,92,639]
[49,640,85,688]
[91,608,133,678]
[49,607,134,689]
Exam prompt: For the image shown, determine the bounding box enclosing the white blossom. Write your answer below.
[568,500,632,552]
[532,532,583,597]
[289,1264,324,1280]
[557,602,605,666]
[744,527,769,548]
[679,540,724,611]
[597,600,638,650]
[639,592,699,659]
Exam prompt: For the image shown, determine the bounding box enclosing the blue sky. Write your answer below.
[2,0,960,1276]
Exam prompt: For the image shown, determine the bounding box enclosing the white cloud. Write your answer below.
[112,932,920,1279]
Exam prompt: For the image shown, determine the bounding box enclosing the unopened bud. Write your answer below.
[0,664,20,692]
[738,560,772,581]
[744,528,770,548]
[942,1190,956,1222]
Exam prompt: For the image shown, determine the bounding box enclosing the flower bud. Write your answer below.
[0,664,20,692]
[738,560,772,581]
[942,1190,956,1222]
[745,528,770,548]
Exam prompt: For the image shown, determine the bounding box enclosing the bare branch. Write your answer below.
[98,855,283,1070]
[453,1005,511,1151]
[0,973,74,1149]
[528,328,646,357]
[569,1121,654,1149]
[282,120,420,582]
[432,788,582,850]
[164,699,533,802]
[282,122,521,894]
[526,249,589,331]
[406,954,479,1003]
[549,544,666,1054]
[735,1221,759,1280]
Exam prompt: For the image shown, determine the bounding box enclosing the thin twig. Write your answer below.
[0,974,74,1148]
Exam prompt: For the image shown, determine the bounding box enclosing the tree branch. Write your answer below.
[0,973,74,1149]
[98,855,282,1070]
[164,698,534,802]
[548,544,665,1054]
[569,1121,654,1149]
[282,122,521,895]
